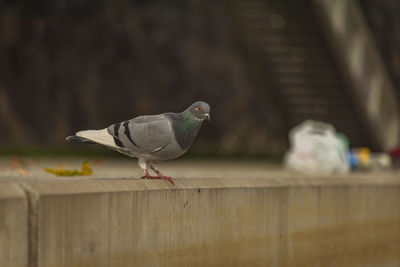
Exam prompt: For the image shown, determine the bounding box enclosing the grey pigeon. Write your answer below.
[66,101,210,184]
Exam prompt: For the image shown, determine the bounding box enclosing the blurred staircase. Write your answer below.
[236,0,400,150]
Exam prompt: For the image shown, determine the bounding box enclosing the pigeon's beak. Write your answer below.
[204,113,210,122]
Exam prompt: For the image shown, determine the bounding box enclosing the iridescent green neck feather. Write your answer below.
[181,112,200,131]
[166,111,203,150]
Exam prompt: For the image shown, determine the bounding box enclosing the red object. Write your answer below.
[141,169,175,185]
[388,146,400,159]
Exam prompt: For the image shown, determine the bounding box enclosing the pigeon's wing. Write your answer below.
[108,114,172,153]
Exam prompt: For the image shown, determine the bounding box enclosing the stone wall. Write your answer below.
[1,174,400,266]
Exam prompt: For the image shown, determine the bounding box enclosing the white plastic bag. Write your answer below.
[284,120,350,174]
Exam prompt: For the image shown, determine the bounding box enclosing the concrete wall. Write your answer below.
[1,176,400,266]
[0,182,28,267]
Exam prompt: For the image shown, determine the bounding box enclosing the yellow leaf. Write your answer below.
[44,161,93,176]
[80,161,93,175]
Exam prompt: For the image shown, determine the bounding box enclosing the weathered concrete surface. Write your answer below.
[1,158,400,266]
[0,182,28,267]
[24,176,400,267]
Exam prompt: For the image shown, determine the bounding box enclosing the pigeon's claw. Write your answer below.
[141,169,159,179]
[164,176,175,185]
[141,169,175,185]
[155,170,175,185]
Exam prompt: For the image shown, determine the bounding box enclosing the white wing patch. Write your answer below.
[76,128,127,150]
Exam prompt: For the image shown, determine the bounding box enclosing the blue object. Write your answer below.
[347,150,360,170]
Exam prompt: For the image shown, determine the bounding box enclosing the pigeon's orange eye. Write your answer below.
[196,106,202,111]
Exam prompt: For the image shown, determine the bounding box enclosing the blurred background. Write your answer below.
[0,0,399,158]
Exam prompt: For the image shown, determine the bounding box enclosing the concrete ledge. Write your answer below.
[0,182,28,267]
[1,172,400,266]
[20,176,400,266]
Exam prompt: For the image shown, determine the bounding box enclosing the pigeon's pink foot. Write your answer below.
[141,170,175,185]
[141,170,160,180]
[161,176,175,185]
[155,170,175,185]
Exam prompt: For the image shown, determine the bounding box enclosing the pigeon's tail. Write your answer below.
[66,135,96,144]
[66,128,127,151]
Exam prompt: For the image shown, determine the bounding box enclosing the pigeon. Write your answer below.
[66,101,210,185]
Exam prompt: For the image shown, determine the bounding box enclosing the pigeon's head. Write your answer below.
[187,101,210,121]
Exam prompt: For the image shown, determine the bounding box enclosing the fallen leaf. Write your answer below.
[44,161,93,176]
